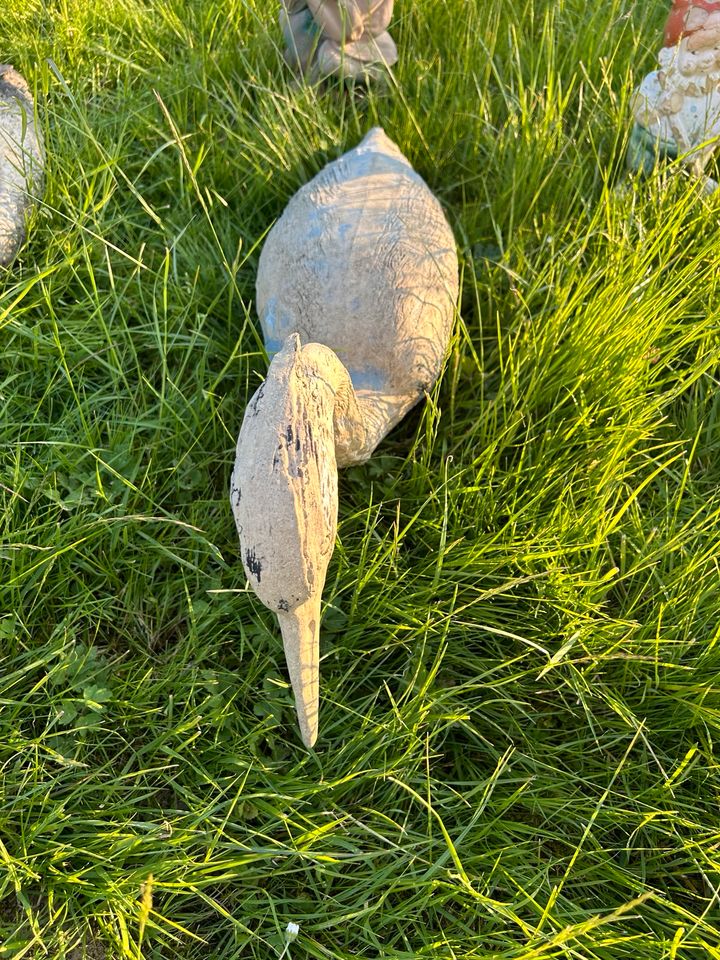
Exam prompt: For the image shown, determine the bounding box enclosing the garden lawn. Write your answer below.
[1,0,720,957]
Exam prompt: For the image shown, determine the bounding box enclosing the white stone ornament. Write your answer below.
[629,1,720,190]
[231,129,459,747]
[0,66,43,266]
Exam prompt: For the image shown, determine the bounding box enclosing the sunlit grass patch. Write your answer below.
[1,0,719,957]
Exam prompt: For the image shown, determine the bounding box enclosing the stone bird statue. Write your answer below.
[231,128,459,747]
[0,65,43,266]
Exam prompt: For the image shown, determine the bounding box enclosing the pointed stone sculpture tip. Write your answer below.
[231,128,459,747]
[0,65,44,266]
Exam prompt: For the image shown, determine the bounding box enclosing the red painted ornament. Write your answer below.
[664,0,720,47]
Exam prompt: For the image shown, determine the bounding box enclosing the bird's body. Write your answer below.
[0,66,43,266]
[257,127,458,459]
[232,128,458,746]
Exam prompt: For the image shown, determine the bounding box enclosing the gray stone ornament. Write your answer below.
[280,0,397,83]
[0,66,43,266]
[231,129,459,747]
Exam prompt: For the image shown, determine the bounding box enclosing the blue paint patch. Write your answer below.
[264,337,284,357]
[348,366,386,392]
[261,298,292,355]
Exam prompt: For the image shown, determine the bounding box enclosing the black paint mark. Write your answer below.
[249,381,266,416]
[286,423,294,445]
[245,548,262,583]
[277,599,289,612]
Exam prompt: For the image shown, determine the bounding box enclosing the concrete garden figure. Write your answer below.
[0,65,43,266]
[280,1,397,82]
[231,128,458,747]
[628,0,720,190]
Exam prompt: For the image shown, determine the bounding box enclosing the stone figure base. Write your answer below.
[280,1,397,83]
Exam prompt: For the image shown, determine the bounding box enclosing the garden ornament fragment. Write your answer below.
[628,0,720,190]
[0,65,43,266]
[280,0,397,83]
[231,128,458,747]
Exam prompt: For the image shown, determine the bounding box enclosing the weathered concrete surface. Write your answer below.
[258,128,458,458]
[0,66,43,266]
[232,128,458,747]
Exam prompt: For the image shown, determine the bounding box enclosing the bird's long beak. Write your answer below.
[278,593,321,748]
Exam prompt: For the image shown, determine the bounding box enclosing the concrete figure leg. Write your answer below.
[279,0,397,82]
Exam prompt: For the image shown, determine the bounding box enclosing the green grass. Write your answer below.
[1,0,720,956]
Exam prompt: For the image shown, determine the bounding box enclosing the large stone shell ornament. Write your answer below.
[0,66,43,266]
[231,128,459,747]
